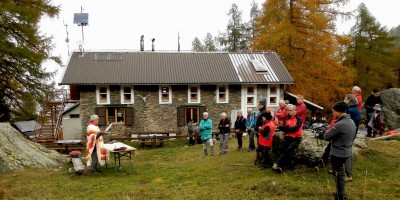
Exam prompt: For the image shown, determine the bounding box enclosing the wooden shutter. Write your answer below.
[95,107,107,126]
[177,106,185,127]
[125,107,134,126]
[199,106,206,117]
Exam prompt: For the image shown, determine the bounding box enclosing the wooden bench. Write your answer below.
[110,132,181,148]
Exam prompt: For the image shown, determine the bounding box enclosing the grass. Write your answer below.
[0,138,400,200]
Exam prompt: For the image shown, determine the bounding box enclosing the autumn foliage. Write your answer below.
[253,0,355,109]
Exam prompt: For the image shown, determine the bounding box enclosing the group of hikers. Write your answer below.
[191,86,384,200]
[84,86,384,200]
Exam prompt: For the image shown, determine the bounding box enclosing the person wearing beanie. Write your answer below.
[272,104,303,173]
[343,94,361,182]
[364,88,383,137]
[258,113,275,170]
[323,101,356,200]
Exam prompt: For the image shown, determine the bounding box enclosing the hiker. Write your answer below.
[234,111,247,151]
[296,95,307,127]
[258,113,275,170]
[343,94,361,182]
[367,104,385,137]
[86,115,107,174]
[218,112,230,155]
[199,112,214,156]
[273,104,303,173]
[254,99,269,164]
[364,88,383,137]
[322,102,356,200]
[187,119,196,145]
[246,108,257,151]
[351,86,362,112]
[275,100,289,126]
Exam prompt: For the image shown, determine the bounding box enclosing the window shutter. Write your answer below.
[199,106,206,117]
[177,106,185,127]
[125,107,134,126]
[95,107,107,126]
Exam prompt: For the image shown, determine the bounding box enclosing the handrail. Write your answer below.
[53,90,67,139]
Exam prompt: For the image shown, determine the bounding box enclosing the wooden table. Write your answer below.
[103,142,136,175]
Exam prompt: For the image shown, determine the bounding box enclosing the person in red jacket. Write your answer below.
[259,113,275,170]
[274,100,289,126]
[352,86,362,112]
[296,95,307,127]
[273,104,303,173]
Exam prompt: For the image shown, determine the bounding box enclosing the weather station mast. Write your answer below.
[73,7,88,55]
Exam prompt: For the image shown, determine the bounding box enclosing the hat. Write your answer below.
[332,101,348,113]
[259,99,267,107]
[372,88,380,93]
[373,104,381,111]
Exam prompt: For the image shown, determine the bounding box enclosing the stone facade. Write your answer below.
[78,84,285,138]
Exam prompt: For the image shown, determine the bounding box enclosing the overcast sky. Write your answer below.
[39,0,400,83]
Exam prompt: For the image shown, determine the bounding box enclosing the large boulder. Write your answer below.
[380,88,400,130]
[0,123,66,172]
[271,130,367,167]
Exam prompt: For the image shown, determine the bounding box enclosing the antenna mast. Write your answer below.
[63,21,70,56]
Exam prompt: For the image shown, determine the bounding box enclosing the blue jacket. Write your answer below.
[199,118,213,141]
[245,112,257,130]
[346,104,361,128]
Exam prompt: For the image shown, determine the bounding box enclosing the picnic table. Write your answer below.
[103,142,136,175]
[110,131,184,148]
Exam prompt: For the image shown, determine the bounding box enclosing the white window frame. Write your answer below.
[96,85,110,105]
[188,85,200,104]
[159,85,172,104]
[216,85,229,103]
[245,85,257,107]
[120,86,134,104]
[267,84,280,107]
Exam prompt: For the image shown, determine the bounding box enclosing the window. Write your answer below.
[121,86,134,104]
[267,85,280,107]
[245,85,257,107]
[188,85,200,103]
[216,85,229,103]
[96,86,110,104]
[95,107,134,126]
[70,114,80,118]
[159,86,172,104]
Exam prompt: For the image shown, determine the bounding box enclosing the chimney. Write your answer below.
[140,35,144,51]
[151,38,155,52]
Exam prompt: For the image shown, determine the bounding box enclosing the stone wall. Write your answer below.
[79,84,284,138]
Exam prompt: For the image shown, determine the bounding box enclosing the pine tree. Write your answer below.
[247,0,261,50]
[192,37,205,52]
[253,0,354,109]
[0,0,60,121]
[343,3,398,93]
[219,3,249,51]
[203,33,217,52]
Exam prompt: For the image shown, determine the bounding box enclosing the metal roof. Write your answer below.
[60,51,294,85]
[12,120,39,133]
[285,92,324,110]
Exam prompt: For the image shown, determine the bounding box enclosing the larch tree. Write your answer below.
[253,0,354,109]
[247,0,262,50]
[203,33,217,52]
[343,3,398,94]
[0,0,60,122]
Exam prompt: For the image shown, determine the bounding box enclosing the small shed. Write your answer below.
[284,92,326,125]
[61,102,82,140]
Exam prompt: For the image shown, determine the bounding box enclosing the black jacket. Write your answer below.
[219,118,231,134]
[364,95,382,114]
[234,117,247,132]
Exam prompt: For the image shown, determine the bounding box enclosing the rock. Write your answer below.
[271,130,366,167]
[380,88,400,130]
[0,123,66,172]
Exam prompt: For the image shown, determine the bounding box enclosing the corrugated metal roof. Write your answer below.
[60,51,294,85]
[12,120,39,133]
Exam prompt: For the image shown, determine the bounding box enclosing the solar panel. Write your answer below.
[73,13,89,26]
[94,53,123,61]
[250,59,268,72]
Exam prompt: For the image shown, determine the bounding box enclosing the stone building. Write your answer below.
[59,51,294,138]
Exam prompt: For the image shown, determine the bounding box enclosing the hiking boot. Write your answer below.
[345,176,353,182]
[274,167,283,174]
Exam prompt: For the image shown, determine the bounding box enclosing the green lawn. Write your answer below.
[1,138,399,200]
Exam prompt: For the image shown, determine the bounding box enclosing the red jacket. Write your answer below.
[281,115,303,138]
[355,93,362,111]
[274,105,288,126]
[258,120,276,147]
[297,102,307,126]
